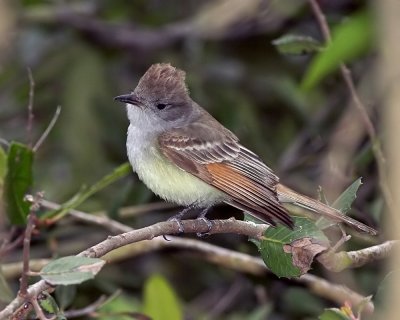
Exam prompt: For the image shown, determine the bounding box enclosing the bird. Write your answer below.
[114,63,377,236]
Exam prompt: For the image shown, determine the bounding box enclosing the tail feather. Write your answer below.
[276,184,378,236]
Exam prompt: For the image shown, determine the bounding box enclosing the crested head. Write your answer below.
[116,63,199,130]
[134,63,189,104]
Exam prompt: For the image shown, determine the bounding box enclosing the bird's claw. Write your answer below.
[196,217,213,237]
[163,216,185,241]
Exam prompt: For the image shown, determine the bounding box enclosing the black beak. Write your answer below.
[114,93,140,105]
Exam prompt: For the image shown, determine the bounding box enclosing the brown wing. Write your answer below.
[158,119,294,228]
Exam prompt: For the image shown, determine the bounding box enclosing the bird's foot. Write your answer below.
[168,216,185,233]
[196,217,213,237]
[196,206,213,237]
[163,206,194,241]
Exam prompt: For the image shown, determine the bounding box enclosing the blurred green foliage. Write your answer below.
[272,34,323,55]
[302,10,373,90]
[143,274,183,320]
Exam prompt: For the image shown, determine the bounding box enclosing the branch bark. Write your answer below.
[318,240,398,272]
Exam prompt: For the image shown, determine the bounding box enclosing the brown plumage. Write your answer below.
[158,111,294,229]
[116,63,378,235]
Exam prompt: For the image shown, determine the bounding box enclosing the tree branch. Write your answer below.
[34,198,391,273]
[39,198,132,234]
[298,273,373,313]
[319,240,398,272]
[21,2,301,53]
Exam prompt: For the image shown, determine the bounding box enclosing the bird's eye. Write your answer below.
[156,103,168,110]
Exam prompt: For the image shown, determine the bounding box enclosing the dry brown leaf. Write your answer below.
[283,237,328,274]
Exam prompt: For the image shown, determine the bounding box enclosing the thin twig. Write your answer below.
[208,279,243,317]
[0,233,25,258]
[2,259,51,279]
[308,0,331,42]
[26,67,35,148]
[18,212,37,297]
[22,4,284,53]
[307,0,393,211]
[37,198,132,233]
[41,196,176,220]
[0,227,18,257]
[0,228,13,253]
[319,240,398,272]
[19,193,43,297]
[0,137,10,147]
[33,105,62,152]
[330,226,351,253]
[63,295,107,318]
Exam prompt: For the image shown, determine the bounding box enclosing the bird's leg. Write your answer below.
[167,205,196,234]
[196,205,213,237]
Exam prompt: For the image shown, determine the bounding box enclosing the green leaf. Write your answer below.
[38,292,63,317]
[318,308,351,320]
[55,285,76,310]
[42,162,131,220]
[259,216,329,278]
[316,178,362,230]
[40,256,105,285]
[302,10,373,90]
[246,304,272,320]
[0,145,7,183]
[332,177,362,213]
[272,34,323,55]
[0,267,13,303]
[3,142,34,225]
[143,274,183,320]
[283,287,324,315]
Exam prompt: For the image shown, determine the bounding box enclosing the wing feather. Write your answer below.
[207,163,293,227]
[158,121,294,228]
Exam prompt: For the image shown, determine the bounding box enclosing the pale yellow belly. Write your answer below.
[132,146,225,207]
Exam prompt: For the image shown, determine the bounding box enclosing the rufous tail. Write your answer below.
[276,184,378,236]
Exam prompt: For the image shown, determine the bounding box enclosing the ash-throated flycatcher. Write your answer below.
[114,63,377,235]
